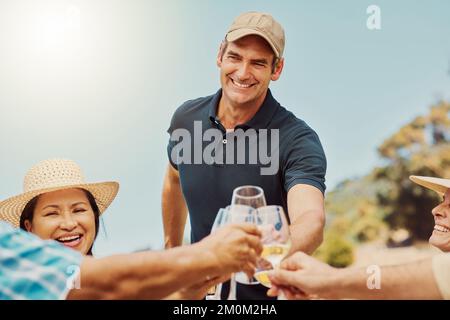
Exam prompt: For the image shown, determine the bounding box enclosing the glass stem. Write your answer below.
[227,274,237,300]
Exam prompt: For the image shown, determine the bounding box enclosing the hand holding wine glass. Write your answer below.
[202,220,262,275]
[206,185,268,299]
[204,207,262,300]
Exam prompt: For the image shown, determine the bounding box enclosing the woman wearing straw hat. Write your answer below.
[0,158,118,255]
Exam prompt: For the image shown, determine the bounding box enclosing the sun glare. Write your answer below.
[27,4,82,56]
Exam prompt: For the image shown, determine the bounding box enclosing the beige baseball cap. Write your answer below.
[226,12,285,59]
[410,175,450,196]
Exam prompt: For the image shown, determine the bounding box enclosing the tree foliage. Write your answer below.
[376,102,450,240]
[323,101,450,260]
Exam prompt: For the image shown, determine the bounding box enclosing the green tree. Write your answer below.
[375,102,450,240]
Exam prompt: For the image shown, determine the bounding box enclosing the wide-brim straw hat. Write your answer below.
[409,175,450,196]
[0,159,119,228]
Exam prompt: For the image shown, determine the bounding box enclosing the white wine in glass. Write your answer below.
[254,206,291,289]
[254,243,291,287]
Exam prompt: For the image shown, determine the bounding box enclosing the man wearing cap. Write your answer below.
[265,175,450,300]
[162,12,327,299]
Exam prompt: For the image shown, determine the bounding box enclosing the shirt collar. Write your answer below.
[208,89,280,131]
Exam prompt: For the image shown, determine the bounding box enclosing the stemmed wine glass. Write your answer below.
[205,205,255,300]
[231,185,267,208]
[231,185,266,285]
[253,205,291,293]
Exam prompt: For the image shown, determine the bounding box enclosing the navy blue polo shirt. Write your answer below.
[167,89,326,299]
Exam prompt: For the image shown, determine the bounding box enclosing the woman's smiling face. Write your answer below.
[24,188,96,255]
[429,189,450,252]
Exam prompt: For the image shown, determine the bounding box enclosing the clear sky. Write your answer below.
[1,0,450,256]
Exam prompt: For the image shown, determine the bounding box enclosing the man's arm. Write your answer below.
[68,224,262,300]
[287,184,325,255]
[164,275,230,300]
[162,163,188,248]
[332,259,442,299]
[268,252,443,300]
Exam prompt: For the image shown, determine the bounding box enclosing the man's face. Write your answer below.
[217,35,283,107]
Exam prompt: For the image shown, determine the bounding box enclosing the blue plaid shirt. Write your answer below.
[0,221,83,300]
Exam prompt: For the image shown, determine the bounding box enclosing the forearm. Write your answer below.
[68,243,218,300]
[163,292,184,300]
[289,210,324,255]
[329,259,442,299]
[287,184,325,255]
[162,173,188,248]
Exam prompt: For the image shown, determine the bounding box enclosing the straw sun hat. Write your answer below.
[410,175,450,196]
[0,159,119,228]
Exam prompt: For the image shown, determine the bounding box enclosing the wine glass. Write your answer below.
[231,185,267,209]
[231,185,266,285]
[205,208,227,300]
[205,205,254,300]
[254,205,291,292]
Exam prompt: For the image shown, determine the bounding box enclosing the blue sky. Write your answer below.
[1,0,449,256]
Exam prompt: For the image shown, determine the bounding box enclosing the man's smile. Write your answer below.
[230,77,257,89]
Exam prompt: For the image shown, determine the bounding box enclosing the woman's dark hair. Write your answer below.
[19,188,100,256]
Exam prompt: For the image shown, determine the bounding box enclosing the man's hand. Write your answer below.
[267,252,338,299]
[198,224,263,279]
